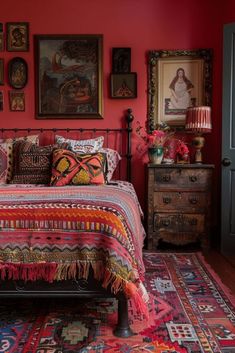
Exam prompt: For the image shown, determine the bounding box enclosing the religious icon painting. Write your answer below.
[112,48,131,73]
[9,91,25,111]
[110,73,137,99]
[6,22,29,51]
[8,57,28,89]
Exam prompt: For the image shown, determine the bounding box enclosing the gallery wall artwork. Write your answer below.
[35,34,103,119]
[110,47,137,99]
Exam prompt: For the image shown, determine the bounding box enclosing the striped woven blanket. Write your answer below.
[0,182,148,314]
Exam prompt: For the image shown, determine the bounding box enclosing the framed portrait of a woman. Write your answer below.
[147,49,212,130]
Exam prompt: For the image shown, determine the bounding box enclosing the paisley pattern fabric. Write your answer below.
[11,141,56,184]
[51,149,107,186]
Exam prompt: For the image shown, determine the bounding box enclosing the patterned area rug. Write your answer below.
[0,252,235,353]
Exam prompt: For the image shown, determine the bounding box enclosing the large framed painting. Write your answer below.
[147,49,212,130]
[34,34,103,119]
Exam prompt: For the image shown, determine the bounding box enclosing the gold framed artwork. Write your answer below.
[6,22,29,51]
[9,91,25,111]
[147,49,212,130]
[34,34,103,119]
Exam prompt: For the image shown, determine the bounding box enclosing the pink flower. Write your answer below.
[136,121,174,149]
[176,141,189,156]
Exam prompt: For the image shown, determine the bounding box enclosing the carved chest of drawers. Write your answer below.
[147,164,214,250]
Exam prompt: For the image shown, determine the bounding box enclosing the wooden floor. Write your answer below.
[201,249,235,295]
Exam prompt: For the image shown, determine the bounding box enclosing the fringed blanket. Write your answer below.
[0,182,148,315]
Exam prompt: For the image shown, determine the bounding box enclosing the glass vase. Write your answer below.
[148,146,164,164]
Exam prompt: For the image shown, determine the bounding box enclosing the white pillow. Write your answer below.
[100,148,121,181]
[55,135,104,154]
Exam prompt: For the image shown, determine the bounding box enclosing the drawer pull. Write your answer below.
[162,219,170,227]
[189,175,198,182]
[161,175,171,182]
[189,197,198,204]
[163,197,172,204]
[189,218,198,226]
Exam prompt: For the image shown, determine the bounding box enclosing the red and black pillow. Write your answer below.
[50,149,107,186]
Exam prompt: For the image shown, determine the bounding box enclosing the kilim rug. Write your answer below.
[0,252,235,353]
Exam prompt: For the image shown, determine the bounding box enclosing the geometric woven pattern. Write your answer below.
[0,252,234,353]
[51,149,107,186]
[0,183,147,314]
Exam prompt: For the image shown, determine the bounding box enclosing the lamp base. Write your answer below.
[192,135,205,163]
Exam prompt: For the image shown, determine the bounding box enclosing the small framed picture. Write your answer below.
[0,23,3,51]
[9,91,25,111]
[0,59,3,85]
[8,57,28,89]
[6,22,29,51]
[112,47,131,73]
[0,91,3,111]
[110,73,137,98]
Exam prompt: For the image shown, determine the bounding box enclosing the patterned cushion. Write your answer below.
[55,135,104,154]
[11,141,56,184]
[51,149,107,186]
[100,148,121,181]
[0,142,13,184]
[0,135,39,183]
[0,134,39,144]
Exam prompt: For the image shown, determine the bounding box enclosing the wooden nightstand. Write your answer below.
[147,164,214,250]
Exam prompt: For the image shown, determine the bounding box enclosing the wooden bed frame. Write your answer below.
[0,108,135,337]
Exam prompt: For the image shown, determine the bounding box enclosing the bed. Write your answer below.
[0,109,148,337]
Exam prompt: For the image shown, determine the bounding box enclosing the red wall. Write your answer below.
[0,0,231,229]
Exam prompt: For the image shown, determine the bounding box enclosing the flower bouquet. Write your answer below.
[175,140,190,164]
[136,121,174,164]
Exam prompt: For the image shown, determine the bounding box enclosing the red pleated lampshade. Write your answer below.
[185,106,212,133]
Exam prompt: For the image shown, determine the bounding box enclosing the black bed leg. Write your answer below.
[113,297,134,338]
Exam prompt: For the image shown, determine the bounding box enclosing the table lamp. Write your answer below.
[185,106,212,163]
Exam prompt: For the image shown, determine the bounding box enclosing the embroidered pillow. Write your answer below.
[55,135,104,154]
[100,148,121,181]
[51,149,107,186]
[0,142,13,184]
[0,135,39,182]
[11,141,56,184]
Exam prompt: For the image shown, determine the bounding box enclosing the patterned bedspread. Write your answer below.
[0,182,148,314]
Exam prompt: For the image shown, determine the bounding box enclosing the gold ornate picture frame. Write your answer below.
[147,49,212,130]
